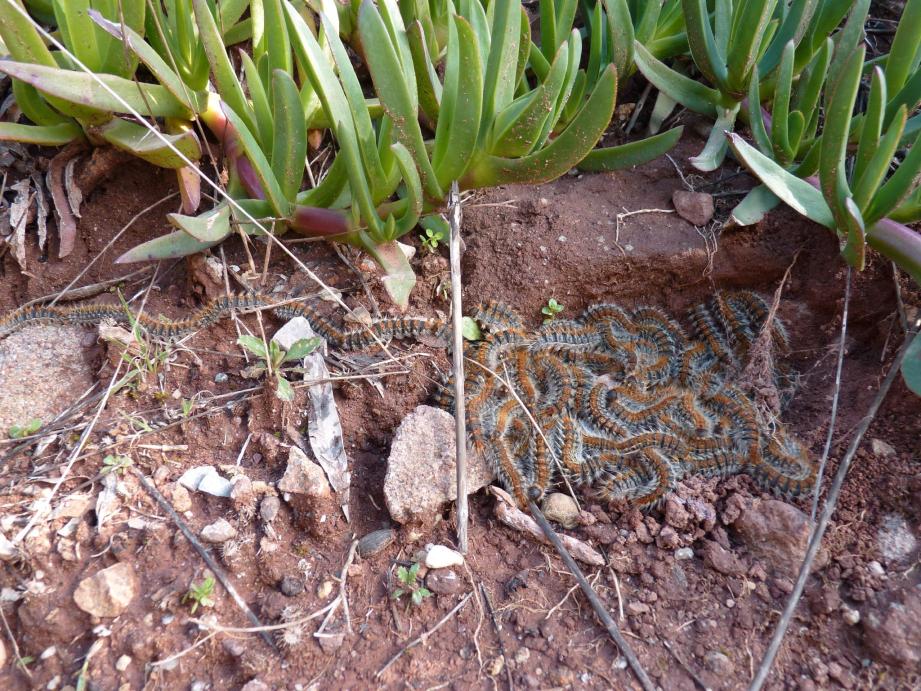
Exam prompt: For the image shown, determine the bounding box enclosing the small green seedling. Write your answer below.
[461,316,482,341]
[541,298,564,324]
[237,335,322,402]
[181,398,195,418]
[101,454,133,476]
[392,562,432,607]
[183,575,216,614]
[420,226,445,252]
[8,418,41,439]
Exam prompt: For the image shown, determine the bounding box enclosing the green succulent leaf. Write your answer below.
[864,126,921,226]
[271,69,308,203]
[0,121,81,145]
[633,40,721,117]
[94,118,201,168]
[578,126,684,172]
[682,0,728,91]
[0,60,192,119]
[167,203,232,242]
[364,240,416,309]
[840,196,866,270]
[882,0,921,95]
[689,103,739,172]
[902,332,921,397]
[115,230,223,263]
[730,185,781,226]
[238,334,269,359]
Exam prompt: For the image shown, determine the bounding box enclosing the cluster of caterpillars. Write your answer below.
[1,290,813,508]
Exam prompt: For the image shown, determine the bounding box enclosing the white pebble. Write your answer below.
[674,547,694,560]
[842,607,861,625]
[424,544,464,569]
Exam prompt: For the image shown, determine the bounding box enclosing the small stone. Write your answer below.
[240,680,270,691]
[230,476,255,512]
[674,547,694,560]
[656,525,680,549]
[222,639,246,657]
[870,438,896,457]
[357,529,396,558]
[664,496,689,530]
[169,484,192,513]
[317,580,334,599]
[867,560,885,577]
[384,406,495,524]
[425,569,463,595]
[487,655,505,676]
[627,602,650,616]
[541,493,580,529]
[424,544,464,569]
[115,655,131,672]
[214,372,228,383]
[73,563,138,618]
[279,576,305,597]
[278,447,331,498]
[514,648,531,664]
[317,632,345,653]
[877,514,917,564]
[200,518,237,543]
[53,494,92,519]
[702,540,746,576]
[260,496,281,524]
[191,682,207,691]
[672,190,715,226]
[704,651,734,675]
[842,607,861,625]
[0,638,5,668]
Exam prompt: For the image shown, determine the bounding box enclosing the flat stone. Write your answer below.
[200,518,237,543]
[278,446,330,498]
[384,405,495,524]
[426,569,464,595]
[169,484,192,513]
[259,496,281,524]
[424,544,464,569]
[357,529,396,558]
[870,438,896,457]
[73,562,138,618]
[672,190,715,226]
[0,325,97,434]
[862,585,921,668]
[732,498,827,575]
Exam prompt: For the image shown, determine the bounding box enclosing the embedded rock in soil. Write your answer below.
[384,405,495,525]
[701,540,746,576]
[541,493,580,529]
[0,325,97,433]
[200,519,237,543]
[426,569,464,595]
[278,446,339,538]
[672,190,715,226]
[861,585,921,668]
[731,498,828,575]
[357,528,395,558]
[73,562,138,618]
[877,514,917,564]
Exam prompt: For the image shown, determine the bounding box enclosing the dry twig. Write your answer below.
[448,181,469,553]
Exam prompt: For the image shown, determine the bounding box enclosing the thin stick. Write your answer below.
[748,328,919,691]
[479,584,515,691]
[527,500,655,691]
[811,266,850,522]
[0,602,31,679]
[131,468,277,652]
[20,266,154,309]
[377,592,473,678]
[448,181,468,554]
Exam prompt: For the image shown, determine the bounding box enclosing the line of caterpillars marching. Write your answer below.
[1,290,814,508]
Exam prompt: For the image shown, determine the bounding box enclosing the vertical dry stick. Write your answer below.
[449,181,469,554]
[749,328,918,691]
[811,266,851,522]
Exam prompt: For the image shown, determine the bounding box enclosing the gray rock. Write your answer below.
[674,547,694,560]
[384,405,495,524]
[260,496,281,524]
[862,586,921,668]
[317,632,345,653]
[541,493,580,529]
[732,498,827,575]
[279,576,305,597]
[0,324,96,434]
[704,651,734,675]
[878,514,917,564]
[73,562,138,618]
[278,447,331,498]
[426,569,464,595]
[240,680,270,691]
[870,438,896,457]
[672,190,715,226]
[357,529,395,558]
[702,540,746,576]
[200,518,237,543]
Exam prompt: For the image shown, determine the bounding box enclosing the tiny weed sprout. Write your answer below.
[183,575,216,614]
[8,418,41,439]
[237,334,322,402]
[101,454,133,475]
[461,316,482,341]
[420,226,445,252]
[392,562,432,607]
[181,398,194,418]
[542,298,564,323]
